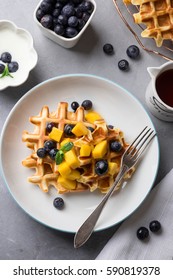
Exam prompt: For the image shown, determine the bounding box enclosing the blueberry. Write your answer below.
[36,8,45,21]
[53,197,64,210]
[78,1,93,12]
[75,7,83,18]
[54,24,65,35]
[44,140,56,152]
[52,8,61,17]
[95,160,108,176]
[72,0,83,4]
[46,122,55,133]
[136,227,149,240]
[58,14,68,26]
[41,15,53,29]
[65,27,78,38]
[81,100,92,110]
[0,63,5,74]
[1,52,12,63]
[118,59,129,71]
[62,4,75,17]
[37,147,47,158]
[71,101,79,111]
[126,45,140,59]
[103,43,114,55]
[64,124,74,136]
[87,126,94,132]
[49,148,59,160]
[8,61,19,73]
[40,0,53,13]
[78,19,85,30]
[68,16,78,27]
[149,220,161,232]
[82,12,90,22]
[107,125,114,129]
[55,2,63,9]
[83,1,93,13]
[110,141,122,152]
[58,0,68,4]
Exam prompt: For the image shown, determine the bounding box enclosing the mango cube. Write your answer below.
[80,144,92,157]
[85,111,102,124]
[65,170,81,180]
[58,161,71,177]
[60,138,71,147]
[58,176,76,190]
[64,149,80,169]
[108,162,119,175]
[92,140,108,159]
[49,127,63,142]
[72,122,88,137]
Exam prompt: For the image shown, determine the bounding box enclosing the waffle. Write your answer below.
[125,0,173,47]
[22,102,134,194]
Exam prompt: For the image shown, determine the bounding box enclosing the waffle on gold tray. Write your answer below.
[22,101,134,194]
[124,0,173,47]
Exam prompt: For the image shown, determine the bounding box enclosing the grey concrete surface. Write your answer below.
[0,0,173,260]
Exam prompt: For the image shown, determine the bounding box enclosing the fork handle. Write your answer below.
[74,165,129,248]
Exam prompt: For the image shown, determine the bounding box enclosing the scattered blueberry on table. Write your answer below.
[118,59,129,71]
[149,220,161,233]
[136,226,149,240]
[126,45,140,59]
[103,43,114,55]
[36,0,94,38]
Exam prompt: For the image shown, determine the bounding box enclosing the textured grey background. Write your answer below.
[0,0,173,260]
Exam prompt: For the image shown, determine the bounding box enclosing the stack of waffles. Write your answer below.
[22,102,133,194]
[124,0,173,47]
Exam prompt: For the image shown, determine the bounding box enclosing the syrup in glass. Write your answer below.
[156,69,173,107]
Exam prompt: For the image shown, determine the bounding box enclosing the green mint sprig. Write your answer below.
[0,64,13,79]
[55,142,74,165]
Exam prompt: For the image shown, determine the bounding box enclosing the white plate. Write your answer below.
[0,74,159,233]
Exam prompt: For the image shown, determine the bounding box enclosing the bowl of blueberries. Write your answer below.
[34,0,96,48]
[0,20,38,91]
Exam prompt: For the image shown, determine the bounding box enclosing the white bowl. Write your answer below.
[0,20,38,91]
[33,0,96,48]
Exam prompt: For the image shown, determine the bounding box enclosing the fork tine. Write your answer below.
[124,126,148,155]
[135,130,156,161]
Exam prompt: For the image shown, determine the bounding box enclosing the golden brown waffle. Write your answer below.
[126,0,173,47]
[22,102,133,194]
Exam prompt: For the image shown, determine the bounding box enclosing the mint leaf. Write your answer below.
[55,150,64,165]
[0,64,13,79]
[61,142,74,152]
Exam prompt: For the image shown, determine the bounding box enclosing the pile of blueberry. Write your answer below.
[0,51,19,78]
[36,0,94,38]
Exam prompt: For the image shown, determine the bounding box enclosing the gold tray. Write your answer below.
[112,0,173,61]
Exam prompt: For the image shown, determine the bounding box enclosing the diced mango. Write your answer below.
[85,111,102,124]
[108,162,119,175]
[65,170,81,180]
[49,127,63,142]
[92,140,108,159]
[72,122,88,137]
[60,138,71,147]
[58,161,71,177]
[64,149,80,169]
[58,176,76,190]
[80,144,92,157]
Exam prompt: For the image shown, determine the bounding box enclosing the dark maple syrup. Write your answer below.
[156,69,173,107]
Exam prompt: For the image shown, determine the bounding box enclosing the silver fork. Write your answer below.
[74,126,156,248]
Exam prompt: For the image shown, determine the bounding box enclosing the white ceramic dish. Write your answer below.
[33,0,96,48]
[0,20,38,90]
[0,74,159,233]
